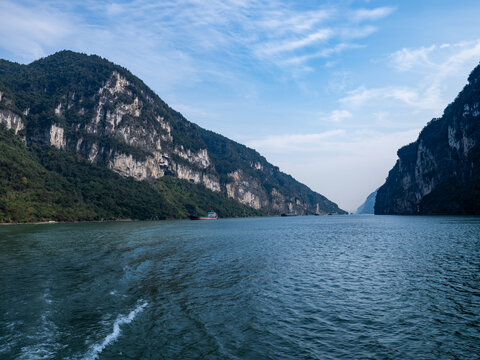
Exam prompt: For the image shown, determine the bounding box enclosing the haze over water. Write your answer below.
[1,216,480,359]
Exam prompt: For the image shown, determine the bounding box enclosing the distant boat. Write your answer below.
[189,211,218,220]
[281,210,297,217]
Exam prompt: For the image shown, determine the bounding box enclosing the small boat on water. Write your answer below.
[189,211,218,220]
[281,210,297,217]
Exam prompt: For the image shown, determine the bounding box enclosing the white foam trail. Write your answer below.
[83,301,148,360]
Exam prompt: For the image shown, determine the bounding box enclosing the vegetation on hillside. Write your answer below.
[0,51,345,220]
[0,127,262,223]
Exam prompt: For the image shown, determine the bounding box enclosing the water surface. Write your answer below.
[1,216,479,359]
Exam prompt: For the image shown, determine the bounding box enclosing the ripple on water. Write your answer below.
[1,216,479,359]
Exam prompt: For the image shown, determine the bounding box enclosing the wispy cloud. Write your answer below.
[337,25,378,40]
[390,45,436,72]
[258,29,332,56]
[246,129,346,152]
[327,110,352,122]
[340,86,379,107]
[281,43,363,66]
[389,39,480,75]
[340,39,480,113]
[340,84,445,112]
[0,1,73,60]
[256,7,334,34]
[0,1,396,74]
[351,6,396,22]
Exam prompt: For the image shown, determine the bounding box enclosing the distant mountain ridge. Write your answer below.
[356,190,377,214]
[0,50,345,222]
[375,62,480,215]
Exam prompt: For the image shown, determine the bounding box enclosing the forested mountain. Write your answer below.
[375,62,480,215]
[0,51,345,222]
[0,128,264,222]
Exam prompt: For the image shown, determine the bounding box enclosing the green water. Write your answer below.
[1,216,479,359]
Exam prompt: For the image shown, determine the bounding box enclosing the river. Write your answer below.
[1,215,479,359]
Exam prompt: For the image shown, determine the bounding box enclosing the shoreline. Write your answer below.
[0,219,136,226]
[0,214,298,226]
[1,214,478,226]
[0,216,259,226]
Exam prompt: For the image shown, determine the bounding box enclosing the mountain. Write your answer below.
[0,51,345,222]
[0,128,264,222]
[375,62,480,215]
[356,189,377,214]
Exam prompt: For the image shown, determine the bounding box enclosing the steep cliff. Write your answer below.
[0,51,345,219]
[375,62,480,215]
[0,126,262,222]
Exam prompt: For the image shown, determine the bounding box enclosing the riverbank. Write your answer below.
[0,219,135,226]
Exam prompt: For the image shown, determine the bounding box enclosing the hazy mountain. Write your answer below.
[375,62,480,215]
[0,51,345,222]
[356,190,377,214]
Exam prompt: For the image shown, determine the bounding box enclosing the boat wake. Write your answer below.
[82,301,148,360]
[17,288,63,360]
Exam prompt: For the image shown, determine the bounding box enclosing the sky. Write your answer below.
[1,0,480,211]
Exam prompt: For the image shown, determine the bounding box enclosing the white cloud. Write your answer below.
[351,7,396,22]
[282,43,363,65]
[246,129,346,153]
[339,86,380,107]
[257,8,334,34]
[259,29,332,55]
[338,25,378,40]
[388,88,419,104]
[389,39,480,75]
[341,40,480,113]
[340,84,444,112]
[390,45,436,71]
[328,110,352,122]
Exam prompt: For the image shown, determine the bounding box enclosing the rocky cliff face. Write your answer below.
[375,62,480,215]
[0,51,345,215]
[0,109,24,135]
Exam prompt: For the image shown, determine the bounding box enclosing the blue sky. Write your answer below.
[2,0,480,211]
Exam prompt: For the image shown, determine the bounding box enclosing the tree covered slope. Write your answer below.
[0,127,263,222]
[0,51,345,221]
